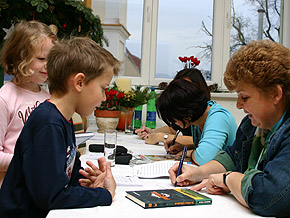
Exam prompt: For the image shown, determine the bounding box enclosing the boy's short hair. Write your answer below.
[47,37,121,95]
[0,20,57,84]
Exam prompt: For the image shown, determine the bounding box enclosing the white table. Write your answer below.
[47,128,271,218]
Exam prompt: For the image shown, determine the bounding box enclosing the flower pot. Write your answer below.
[117,107,134,130]
[94,110,121,133]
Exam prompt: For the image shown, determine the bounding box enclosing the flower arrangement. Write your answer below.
[96,83,154,111]
[96,85,125,111]
[119,85,155,108]
[178,56,200,69]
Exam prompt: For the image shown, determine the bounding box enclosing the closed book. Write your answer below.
[126,188,212,208]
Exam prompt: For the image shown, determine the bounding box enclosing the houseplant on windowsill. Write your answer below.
[117,85,155,130]
[94,85,125,132]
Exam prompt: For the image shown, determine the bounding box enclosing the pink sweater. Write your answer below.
[0,82,50,186]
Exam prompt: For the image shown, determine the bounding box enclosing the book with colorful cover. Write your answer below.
[126,188,212,208]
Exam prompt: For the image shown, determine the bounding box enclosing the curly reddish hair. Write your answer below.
[224,39,290,108]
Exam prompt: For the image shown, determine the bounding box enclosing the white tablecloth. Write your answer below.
[47,127,271,218]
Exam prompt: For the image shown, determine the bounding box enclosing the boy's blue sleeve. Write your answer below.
[23,124,112,210]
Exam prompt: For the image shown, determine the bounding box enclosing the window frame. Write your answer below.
[127,0,289,89]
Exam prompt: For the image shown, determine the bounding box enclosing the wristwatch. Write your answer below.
[223,171,232,187]
[163,133,169,144]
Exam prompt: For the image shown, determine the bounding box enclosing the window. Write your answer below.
[230,0,281,54]
[124,0,144,78]
[97,0,289,89]
[155,0,213,82]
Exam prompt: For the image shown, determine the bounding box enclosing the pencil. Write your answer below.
[167,130,180,154]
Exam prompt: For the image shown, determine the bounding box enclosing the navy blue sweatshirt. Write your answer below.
[0,101,112,218]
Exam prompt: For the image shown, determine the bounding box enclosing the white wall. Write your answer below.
[211,93,245,125]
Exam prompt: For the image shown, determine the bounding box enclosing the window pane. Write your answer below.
[230,0,281,54]
[124,0,143,77]
[156,0,213,80]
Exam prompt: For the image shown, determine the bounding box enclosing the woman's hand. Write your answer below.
[135,126,152,139]
[165,141,184,154]
[191,173,230,195]
[168,162,201,186]
[144,132,162,144]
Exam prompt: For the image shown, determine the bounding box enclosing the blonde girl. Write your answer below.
[0,20,57,186]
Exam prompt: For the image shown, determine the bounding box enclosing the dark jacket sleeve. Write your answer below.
[244,123,290,217]
[23,124,112,210]
[222,115,290,217]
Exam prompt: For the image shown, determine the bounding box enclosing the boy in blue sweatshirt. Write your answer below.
[0,37,120,218]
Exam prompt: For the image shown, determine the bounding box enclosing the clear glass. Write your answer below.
[104,129,117,167]
[155,0,213,80]
[125,110,135,134]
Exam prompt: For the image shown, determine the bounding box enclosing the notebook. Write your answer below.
[75,132,94,146]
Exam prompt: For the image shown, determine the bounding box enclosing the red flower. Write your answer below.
[109,89,117,96]
[97,85,125,111]
[117,92,124,99]
[178,55,200,69]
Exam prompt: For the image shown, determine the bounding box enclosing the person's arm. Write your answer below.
[165,139,194,154]
[0,97,13,172]
[25,124,112,210]
[193,111,237,165]
[191,171,248,207]
[168,159,226,186]
[135,125,172,140]
[225,172,247,207]
[145,132,193,146]
[79,158,116,199]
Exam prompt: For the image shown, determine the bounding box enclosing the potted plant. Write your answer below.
[117,85,155,130]
[94,85,125,132]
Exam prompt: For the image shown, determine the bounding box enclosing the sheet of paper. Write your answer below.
[133,160,177,178]
[84,153,104,160]
[114,175,143,186]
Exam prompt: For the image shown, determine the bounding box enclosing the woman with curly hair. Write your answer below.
[169,40,290,217]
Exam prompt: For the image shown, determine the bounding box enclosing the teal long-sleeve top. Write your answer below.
[192,100,237,165]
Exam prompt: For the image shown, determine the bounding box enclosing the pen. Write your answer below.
[167,130,180,154]
[174,146,187,187]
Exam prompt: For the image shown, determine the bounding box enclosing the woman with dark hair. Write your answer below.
[157,78,237,165]
[174,68,211,100]
[135,68,210,149]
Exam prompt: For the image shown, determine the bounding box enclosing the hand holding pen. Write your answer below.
[174,146,187,186]
[166,130,180,154]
